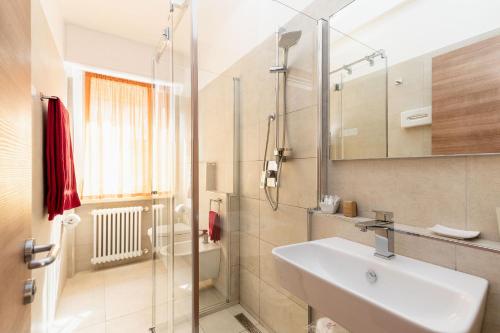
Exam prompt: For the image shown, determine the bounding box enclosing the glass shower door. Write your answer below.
[151,11,175,332]
[151,1,195,332]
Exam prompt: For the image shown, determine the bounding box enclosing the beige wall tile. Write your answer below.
[240,232,260,275]
[257,106,317,161]
[284,107,317,159]
[217,162,235,194]
[237,46,275,126]
[311,214,372,247]
[259,117,277,162]
[330,157,467,229]
[231,231,240,267]
[394,233,456,269]
[260,240,307,309]
[260,202,308,246]
[75,216,93,245]
[260,280,308,333]
[240,268,260,320]
[482,296,500,333]
[466,156,500,241]
[456,246,500,295]
[240,124,260,162]
[240,198,260,237]
[456,246,500,333]
[75,244,93,263]
[240,161,261,200]
[265,157,317,209]
[76,259,93,273]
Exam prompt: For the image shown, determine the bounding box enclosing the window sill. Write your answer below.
[81,193,171,205]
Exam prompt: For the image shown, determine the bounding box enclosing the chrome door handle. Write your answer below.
[24,238,61,270]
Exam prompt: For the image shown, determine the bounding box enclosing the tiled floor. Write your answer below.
[50,261,164,333]
[50,261,260,333]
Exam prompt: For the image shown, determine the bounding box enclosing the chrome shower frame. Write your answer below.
[317,19,329,203]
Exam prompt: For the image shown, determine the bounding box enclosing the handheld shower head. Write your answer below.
[278,30,302,69]
[269,30,302,73]
[278,30,302,49]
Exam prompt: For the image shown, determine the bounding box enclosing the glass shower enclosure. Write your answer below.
[150,2,195,332]
[148,0,350,332]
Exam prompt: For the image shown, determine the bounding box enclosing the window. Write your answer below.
[82,72,170,199]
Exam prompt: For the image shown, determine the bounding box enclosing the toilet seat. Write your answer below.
[147,223,192,244]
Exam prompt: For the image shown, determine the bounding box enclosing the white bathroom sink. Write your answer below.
[272,237,488,333]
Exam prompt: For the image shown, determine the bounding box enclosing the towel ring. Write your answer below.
[209,198,222,213]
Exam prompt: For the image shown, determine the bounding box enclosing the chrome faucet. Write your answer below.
[355,210,395,259]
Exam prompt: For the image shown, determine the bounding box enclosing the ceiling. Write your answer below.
[57,0,353,47]
[57,0,171,46]
[57,0,355,85]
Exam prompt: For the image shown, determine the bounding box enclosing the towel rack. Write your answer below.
[40,93,58,101]
[209,198,222,212]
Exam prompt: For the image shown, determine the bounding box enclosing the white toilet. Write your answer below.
[147,223,191,247]
[147,223,221,281]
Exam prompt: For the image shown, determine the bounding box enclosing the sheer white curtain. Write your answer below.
[81,72,172,199]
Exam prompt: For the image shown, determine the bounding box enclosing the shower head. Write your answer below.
[270,30,302,73]
[278,30,302,50]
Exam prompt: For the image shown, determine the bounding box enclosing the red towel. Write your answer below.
[46,98,81,220]
[208,210,221,242]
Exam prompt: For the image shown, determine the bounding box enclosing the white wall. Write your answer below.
[31,1,70,332]
[65,24,156,78]
[39,0,65,57]
[330,0,500,75]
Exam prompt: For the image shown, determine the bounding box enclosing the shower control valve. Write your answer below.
[260,160,279,189]
[267,160,278,171]
[260,170,278,188]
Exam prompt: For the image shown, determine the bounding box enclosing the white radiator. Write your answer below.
[91,206,144,264]
[152,203,165,228]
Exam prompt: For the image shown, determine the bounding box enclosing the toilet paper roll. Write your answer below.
[62,213,81,228]
[315,317,335,333]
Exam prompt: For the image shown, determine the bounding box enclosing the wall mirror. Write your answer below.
[329,1,500,160]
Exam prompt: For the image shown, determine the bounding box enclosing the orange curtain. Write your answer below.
[82,72,166,199]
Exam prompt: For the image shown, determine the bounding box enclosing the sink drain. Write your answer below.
[366,269,378,283]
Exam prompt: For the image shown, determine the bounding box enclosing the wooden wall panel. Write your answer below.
[432,35,500,155]
[0,1,32,333]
